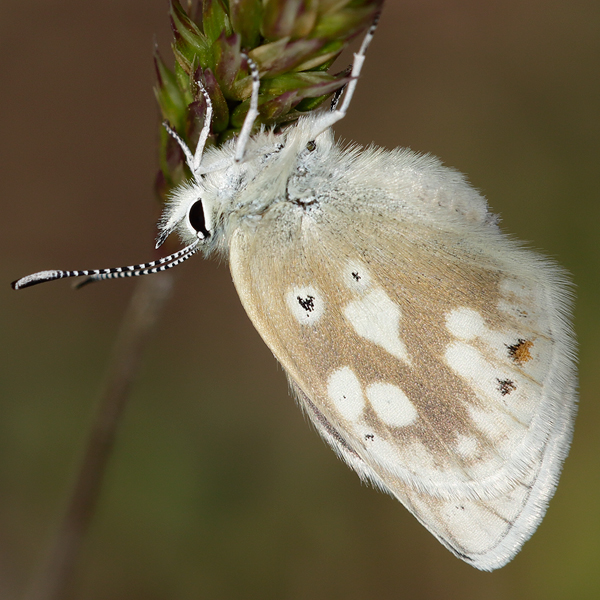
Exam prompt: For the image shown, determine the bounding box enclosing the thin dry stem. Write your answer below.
[25,273,174,600]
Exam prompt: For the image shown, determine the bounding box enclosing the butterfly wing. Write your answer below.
[227,149,576,571]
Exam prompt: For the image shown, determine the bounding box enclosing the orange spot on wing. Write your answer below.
[507,339,534,364]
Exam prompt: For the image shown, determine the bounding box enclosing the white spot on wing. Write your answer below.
[286,286,324,325]
[344,289,410,363]
[405,442,442,472]
[445,341,501,398]
[327,367,365,421]
[360,434,400,463]
[366,382,417,427]
[343,260,372,293]
[445,308,486,341]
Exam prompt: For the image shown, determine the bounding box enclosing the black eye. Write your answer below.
[188,200,210,238]
[306,140,316,152]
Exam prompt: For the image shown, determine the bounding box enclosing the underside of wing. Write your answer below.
[227,155,577,570]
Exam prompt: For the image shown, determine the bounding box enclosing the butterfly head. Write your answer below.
[157,115,335,258]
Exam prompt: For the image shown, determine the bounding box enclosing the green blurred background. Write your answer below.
[1,1,599,598]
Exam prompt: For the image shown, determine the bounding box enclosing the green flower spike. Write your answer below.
[154,0,384,201]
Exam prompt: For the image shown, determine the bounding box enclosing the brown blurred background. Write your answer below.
[1,1,599,598]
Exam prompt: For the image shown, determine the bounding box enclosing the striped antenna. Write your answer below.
[11,240,200,291]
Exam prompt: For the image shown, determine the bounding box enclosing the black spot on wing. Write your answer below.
[297,295,315,312]
[497,378,517,396]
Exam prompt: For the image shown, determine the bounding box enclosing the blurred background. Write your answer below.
[1,1,599,598]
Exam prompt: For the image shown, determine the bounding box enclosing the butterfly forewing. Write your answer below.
[227,146,576,570]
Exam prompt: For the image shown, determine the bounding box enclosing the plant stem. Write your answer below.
[26,273,174,600]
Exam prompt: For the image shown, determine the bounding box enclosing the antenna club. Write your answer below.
[11,270,63,290]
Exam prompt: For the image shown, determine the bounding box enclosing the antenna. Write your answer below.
[12,240,199,290]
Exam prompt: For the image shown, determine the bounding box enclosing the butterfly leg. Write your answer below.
[330,71,349,111]
[162,78,214,176]
[192,78,213,173]
[311,13,380,137]
[235,55,260,163]
[162,121,195,173]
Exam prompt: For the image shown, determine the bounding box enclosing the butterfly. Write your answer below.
[12,19,577,571]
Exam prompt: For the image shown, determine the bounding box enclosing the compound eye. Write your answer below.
[188,200,210,239]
